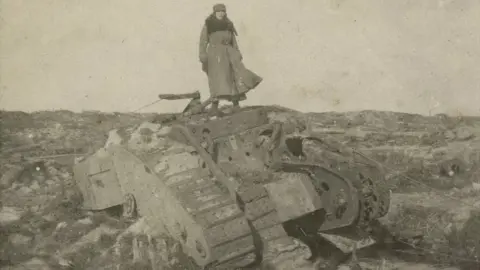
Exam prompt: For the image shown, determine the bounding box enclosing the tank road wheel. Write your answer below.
[122,193,137,219]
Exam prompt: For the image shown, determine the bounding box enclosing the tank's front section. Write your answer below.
[161,107,391,265]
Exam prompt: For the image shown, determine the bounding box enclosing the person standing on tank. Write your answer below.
[199,3,263,116]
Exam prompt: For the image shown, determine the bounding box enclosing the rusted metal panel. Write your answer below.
[73,148,124,210]
[186,108,270,139]
[157,151,203,178]
[264,173,323,222]
[73,159,96,209]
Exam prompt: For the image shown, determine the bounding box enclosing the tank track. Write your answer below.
[171,171,300,269]
[233,170,314,268]
[237,183,293,262]
[164,168,258,269]
[301,138,391,233]
[317,153,391,234]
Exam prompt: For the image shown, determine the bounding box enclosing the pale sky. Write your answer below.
[1,0,479,115]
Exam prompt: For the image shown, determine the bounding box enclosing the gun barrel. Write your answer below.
[158,91,201,100]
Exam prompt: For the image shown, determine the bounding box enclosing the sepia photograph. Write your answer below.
[1,1,480,269]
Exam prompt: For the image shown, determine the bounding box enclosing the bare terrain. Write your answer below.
[1,107,480,269]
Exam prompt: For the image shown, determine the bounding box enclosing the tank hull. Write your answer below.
[72,106,392,268]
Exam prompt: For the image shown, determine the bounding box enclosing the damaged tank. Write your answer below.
[72,91,392,269]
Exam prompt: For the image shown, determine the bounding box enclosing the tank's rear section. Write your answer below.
[108,144,257,268]
[70,119,258,269]
[73,148,125,210]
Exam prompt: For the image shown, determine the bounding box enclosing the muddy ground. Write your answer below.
[1,107,480,270]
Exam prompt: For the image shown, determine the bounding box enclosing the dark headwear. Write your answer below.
[213,3,226,12]
[205,4,238,36]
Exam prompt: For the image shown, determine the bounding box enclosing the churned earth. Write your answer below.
[1,106,480,270]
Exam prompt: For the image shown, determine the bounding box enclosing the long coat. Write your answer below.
[199,23,262,102]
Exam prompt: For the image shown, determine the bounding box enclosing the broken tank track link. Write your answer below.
[308,155,390,226]
[267,162,361,228]
[234,175,298,266]
[320,159,391,237]
[295,136,391,235]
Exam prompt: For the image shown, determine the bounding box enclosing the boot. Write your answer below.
[209,101,224,117]
[232,100,241,112]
